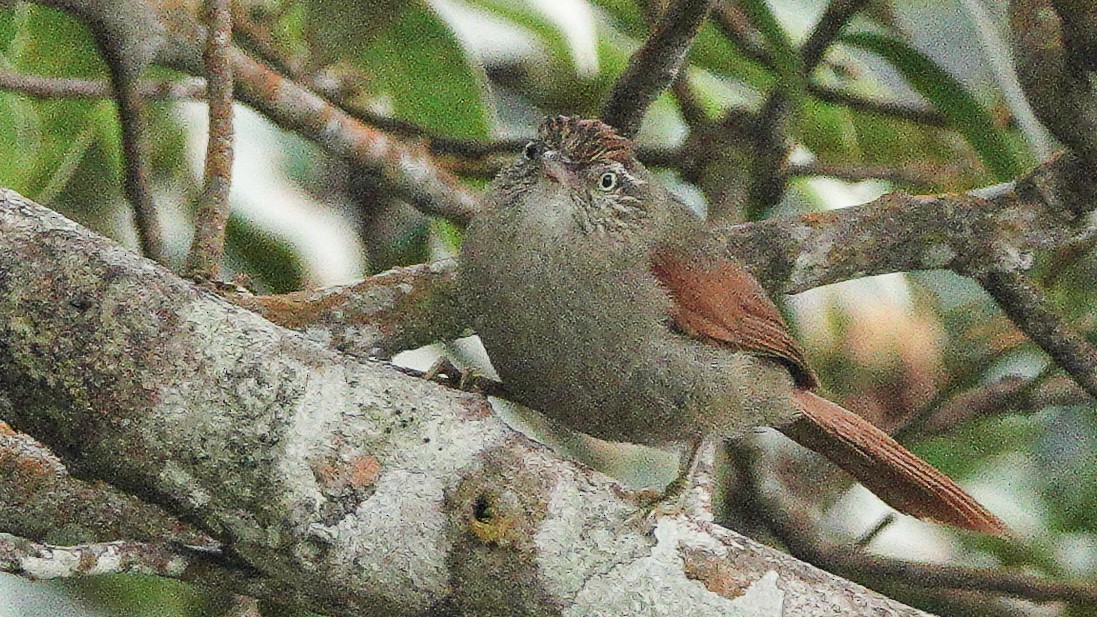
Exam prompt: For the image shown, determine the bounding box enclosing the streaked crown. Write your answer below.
[537,116,634,166]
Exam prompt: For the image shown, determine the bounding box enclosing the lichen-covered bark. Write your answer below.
[241,155,1097,363]
[0,414,206,546]
[0,190,933,615]
[722,154,1097,295]
[234,260,463,361]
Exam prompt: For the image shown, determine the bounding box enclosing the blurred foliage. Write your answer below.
[0,0,1094,616]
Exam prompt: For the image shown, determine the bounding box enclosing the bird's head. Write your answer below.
[490,116,659,239]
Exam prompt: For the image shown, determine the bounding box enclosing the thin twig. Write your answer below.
[976,269,1097,400]
[601,0,714,137]
[801,0,871,73]
[808,83,948,126]
[185,0,235,280]
[0,69,205,100]
[852,513,896,549]
[103,51,165,262]
[787,160,947,185]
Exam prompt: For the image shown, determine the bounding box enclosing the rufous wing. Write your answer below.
[651,248,1009,535]
[650,249,818,388]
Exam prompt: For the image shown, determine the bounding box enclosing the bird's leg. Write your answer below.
[662,435,708,501]
[627,436,714,526]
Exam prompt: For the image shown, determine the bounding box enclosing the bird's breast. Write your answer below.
[460,227,704,444]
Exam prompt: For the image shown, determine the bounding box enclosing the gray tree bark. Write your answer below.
[0,189,931,615]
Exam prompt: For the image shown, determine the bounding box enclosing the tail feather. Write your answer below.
[778,390,1009,536]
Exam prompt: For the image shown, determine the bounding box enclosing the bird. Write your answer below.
[458,115,1007,535]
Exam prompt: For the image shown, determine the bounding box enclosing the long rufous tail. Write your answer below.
[778,390,1009,535]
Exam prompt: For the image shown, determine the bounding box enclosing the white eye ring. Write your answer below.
[598,172,618,191]
[523,141,540,159]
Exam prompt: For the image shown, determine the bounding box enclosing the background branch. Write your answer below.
[184,0,235,280]
[0,69,205,100]
[976,270,1097,399]
[601,0,713,137]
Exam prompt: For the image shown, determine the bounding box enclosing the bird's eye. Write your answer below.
[523,141,541,160]
[598,172,618,191]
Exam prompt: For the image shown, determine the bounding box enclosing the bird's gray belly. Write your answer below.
[463,251,714,445]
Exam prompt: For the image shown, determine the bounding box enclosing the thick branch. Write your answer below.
[0,415,207,546]
[0,190,931,616]
[720,155,1095,294]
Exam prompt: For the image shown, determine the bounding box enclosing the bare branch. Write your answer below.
[0,69,205,100]
[232,260,462,361]
[731,440,1097,610]
[185,0,235,280]
[225,49,482,225]
[0,533,197,580]
[976,269,1097,399]
[601,0,714,137]
[807,83,948,127]
[0,415,208,546]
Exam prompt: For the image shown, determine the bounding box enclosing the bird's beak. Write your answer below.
[541,152,575,187]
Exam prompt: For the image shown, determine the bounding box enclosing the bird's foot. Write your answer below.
[623,477,696,531]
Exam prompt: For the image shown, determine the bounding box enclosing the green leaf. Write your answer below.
[308,0,491,140]
[589,0,774,90]
[739,0,804,98]
[226,214,306,295]
[841,31,1022,181]
[467,0,580,71]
